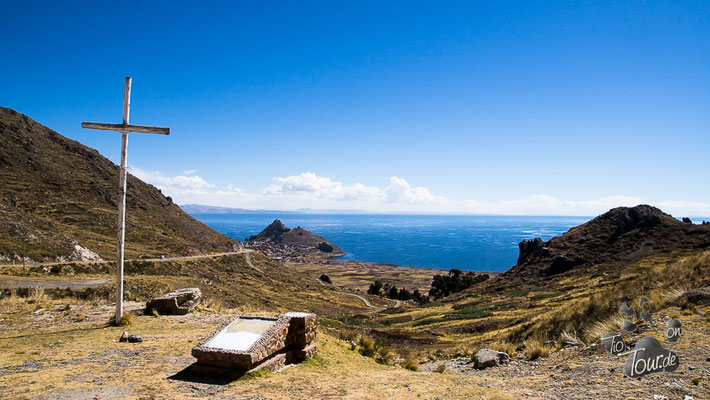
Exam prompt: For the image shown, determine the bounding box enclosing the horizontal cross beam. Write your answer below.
[81,122,170,135]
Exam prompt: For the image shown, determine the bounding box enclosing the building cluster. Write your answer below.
[244,239,318,263]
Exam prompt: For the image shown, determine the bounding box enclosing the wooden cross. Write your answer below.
[82,77,170,325]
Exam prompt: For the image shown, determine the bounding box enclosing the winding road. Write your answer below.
[344,293,384,310]
[0,250,252,269]
[315,277,401,310]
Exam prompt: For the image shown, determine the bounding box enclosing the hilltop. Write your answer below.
[246,219,345,260]
[506,205,709,278]
[0,107,239,263]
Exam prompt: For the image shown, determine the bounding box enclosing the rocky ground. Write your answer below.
[419,306,710,400]
[0,289,707,400]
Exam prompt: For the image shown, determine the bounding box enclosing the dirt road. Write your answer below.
[0,276,111,289]
[0,250,252,269]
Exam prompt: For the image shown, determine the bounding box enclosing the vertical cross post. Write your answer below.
[82,77,170,325]
[115,77,131,324]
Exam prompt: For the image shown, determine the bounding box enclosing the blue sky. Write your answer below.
[1,1,708,215]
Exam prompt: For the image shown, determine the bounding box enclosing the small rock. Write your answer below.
[119,331,128,342]
[127,334,142,343]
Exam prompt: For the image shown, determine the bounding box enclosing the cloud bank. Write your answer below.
[129,168,710,217]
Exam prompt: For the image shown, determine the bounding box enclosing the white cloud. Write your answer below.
[654,201,710,218]
[128,167,710,216]
[263,172,385,202]
[130,167,214,193]
[385,176,441,204]
[131,169,443,211]
[462,194,667,216]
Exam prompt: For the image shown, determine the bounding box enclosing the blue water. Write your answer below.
[190,213,591,272]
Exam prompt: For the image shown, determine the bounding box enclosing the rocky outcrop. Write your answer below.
[249,219,290,242]
[473,349,509,369]
[70,243,102,261]
[145,288,202,315]
[673,287,710,306]
[517,238,549,265]
[246,219,345,258]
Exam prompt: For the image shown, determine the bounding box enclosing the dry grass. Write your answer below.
[202,296,226,312]
[113,312,135,327]
[523,337,553,361]
[560,330,582,345]
[28,286,47,301]
[491,340,518,357]
[585,315,625,344]
[402,356,420,371]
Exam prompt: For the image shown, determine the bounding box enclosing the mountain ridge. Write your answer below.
[0,107,239,262]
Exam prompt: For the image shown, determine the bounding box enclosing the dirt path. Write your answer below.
[344,293,384,310]
[243,251,263,273]
[0,250,250,269]
[314,277,397,310]
[0,276,111,289]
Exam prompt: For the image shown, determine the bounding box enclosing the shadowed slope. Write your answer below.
[0,107,238,262]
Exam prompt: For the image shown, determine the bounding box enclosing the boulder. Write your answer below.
[473,349,510,369]
[145,288,202,315]
[674,287,710,306]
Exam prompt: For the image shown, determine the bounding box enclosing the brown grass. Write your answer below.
[523,338,553,361]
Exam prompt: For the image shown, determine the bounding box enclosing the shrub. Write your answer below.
[367,280,428,304]
[434,364,446,373]
[317,242,334,253]
[491,340,518,357]
[319,274,332,284]
[402,357,419,371]
[355,335,393,364]
[429,269,489,299]
[28,287,47,301]
[523,338,552,361]
[111,312,135,327]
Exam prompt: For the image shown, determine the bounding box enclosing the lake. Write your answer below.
[189,213,591,272]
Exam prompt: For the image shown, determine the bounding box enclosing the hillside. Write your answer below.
[0,107,239,262]
[246,219,345,258]
[506,205,710,278]
[334,205,710,354]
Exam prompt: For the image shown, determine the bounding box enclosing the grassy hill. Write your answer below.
[333,206,710,355]
[0,107,239,262]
